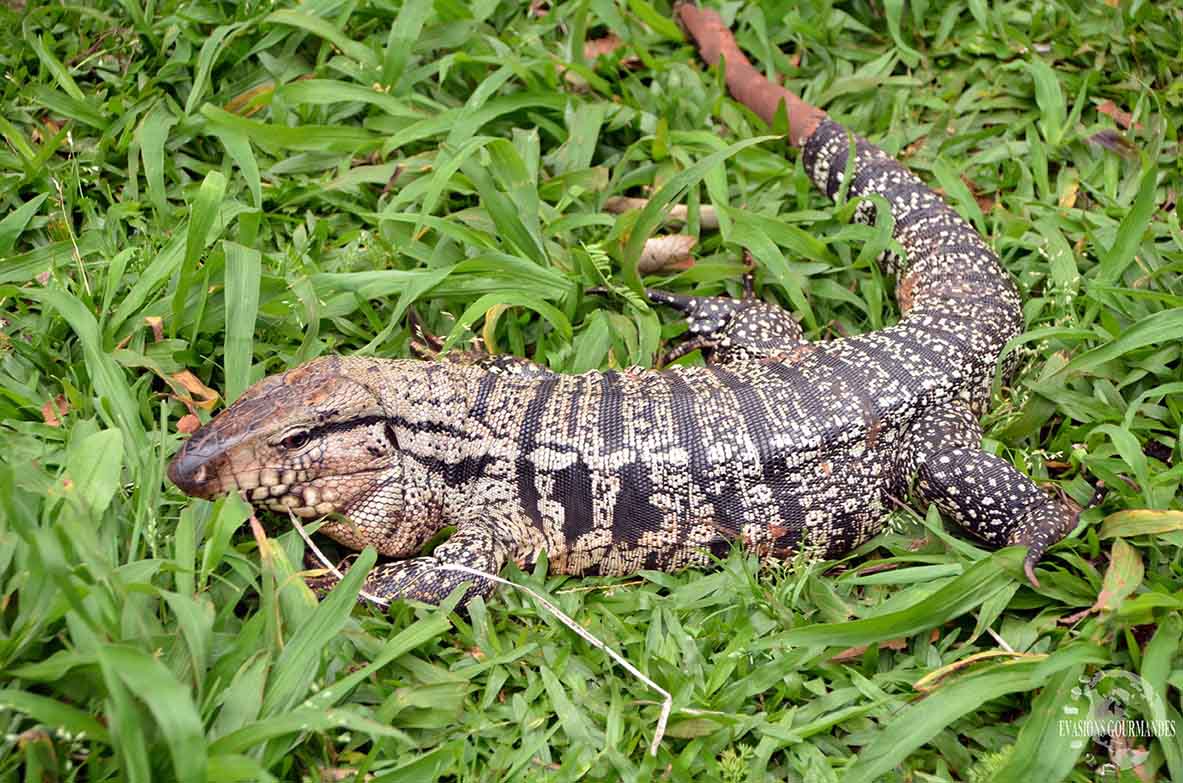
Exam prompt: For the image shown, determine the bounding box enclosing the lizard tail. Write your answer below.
[674,2,826,146]
[677,2,1023,364]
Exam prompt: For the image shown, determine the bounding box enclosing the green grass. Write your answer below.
[1,0,1182,780]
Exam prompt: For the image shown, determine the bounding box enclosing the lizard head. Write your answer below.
[168,355,402,520]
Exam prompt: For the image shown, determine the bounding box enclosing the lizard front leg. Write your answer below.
[644,289,807,364]
[359,523,506,605]
[325,506,539,606]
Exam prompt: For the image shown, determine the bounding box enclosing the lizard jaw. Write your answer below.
[167,447,227,499]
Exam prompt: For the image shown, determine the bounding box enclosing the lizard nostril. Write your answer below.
[168,449,218,498]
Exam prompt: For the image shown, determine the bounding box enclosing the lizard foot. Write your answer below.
[361,557,497,606]
[644,287,807,365]
[1008,500,1080,588]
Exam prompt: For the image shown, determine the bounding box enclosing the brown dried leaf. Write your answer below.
[584,35,638,66]
[1097,99,1141,130]
[1088,129,1138,158]
[585,34,623,60]
[901,136,928,159]
[638,235,696,274]
[225,82,276,117]
[168,371,220,411]
[829,638,907,663]
[177,414,201,434]
[1061,538,1145,624]
[144,316,164,342]
[1094,539,1144,612]
[960,175,996,214]
[41,395,69,426]
[604,196,720,230]
[320,768,372,783]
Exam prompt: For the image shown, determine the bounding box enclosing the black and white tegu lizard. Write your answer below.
[168,4,1079,605]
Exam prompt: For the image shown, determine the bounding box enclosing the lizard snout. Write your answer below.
[168,443,225,499]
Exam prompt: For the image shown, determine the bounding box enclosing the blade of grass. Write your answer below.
[223,241,262,404]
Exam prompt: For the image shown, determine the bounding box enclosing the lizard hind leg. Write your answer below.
[903,405,1078,586]
[646,288,807,365]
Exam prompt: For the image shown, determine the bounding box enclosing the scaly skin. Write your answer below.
[168,6,1079,605]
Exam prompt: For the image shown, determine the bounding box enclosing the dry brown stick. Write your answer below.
[675,2,826,147]
[603,196,720,230]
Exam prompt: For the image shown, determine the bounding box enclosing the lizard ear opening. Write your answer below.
[384,420,399,449]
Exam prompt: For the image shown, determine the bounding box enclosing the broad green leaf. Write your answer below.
[137,104,178,216]
[622,136,777,286]
[265,9,379,68]
[440,292,573,353]
[0,689,111,743]
[1054,308,1183,378]
[1026,58,1066,146]
[202,105,378,153]
[383,0,433,89]
[766,549,1023,649]
[991,664,1088,782]
[1095,162,1158,286]
[210,706,411,756]
[260,547,376,716]
[223,241,262,404]
[842,644,1107,783]
[1100,509,1183,539]
[185,21,251,115]
[0,193,48,255]
[173,171,228,336]
[65,429,124,515]
[97,645,207,783]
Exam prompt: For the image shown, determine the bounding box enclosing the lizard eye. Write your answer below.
[280,430,310,450]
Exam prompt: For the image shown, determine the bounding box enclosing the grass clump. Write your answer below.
[1,1,1182,781]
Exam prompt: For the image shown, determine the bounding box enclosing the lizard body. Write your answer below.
[168,5,1078,605]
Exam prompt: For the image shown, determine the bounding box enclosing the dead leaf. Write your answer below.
[960,175,996,214]
[604,196,720,230]
[177,414,201,434]
[1060,538,1144,624]
[1088,129,1138,158]
[144,316,164,342]
[168,370,220,412]
[1097,99,1142,130]
[225,82,276,117]
[638,234,696,274]
[584,35,638,66]
[829,638,907,663]
[41,395,69,426]
[901,136,928,159]
[1059,180,1079,209]
[320,768,372,782]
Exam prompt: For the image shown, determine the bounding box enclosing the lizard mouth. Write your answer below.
[235,466,391,519]
[167,449,226,499]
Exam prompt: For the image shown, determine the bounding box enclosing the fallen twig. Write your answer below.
[604,196,720,230]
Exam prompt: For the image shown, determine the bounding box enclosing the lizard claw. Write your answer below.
[741,250,756,300]
[407,308,444,359]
